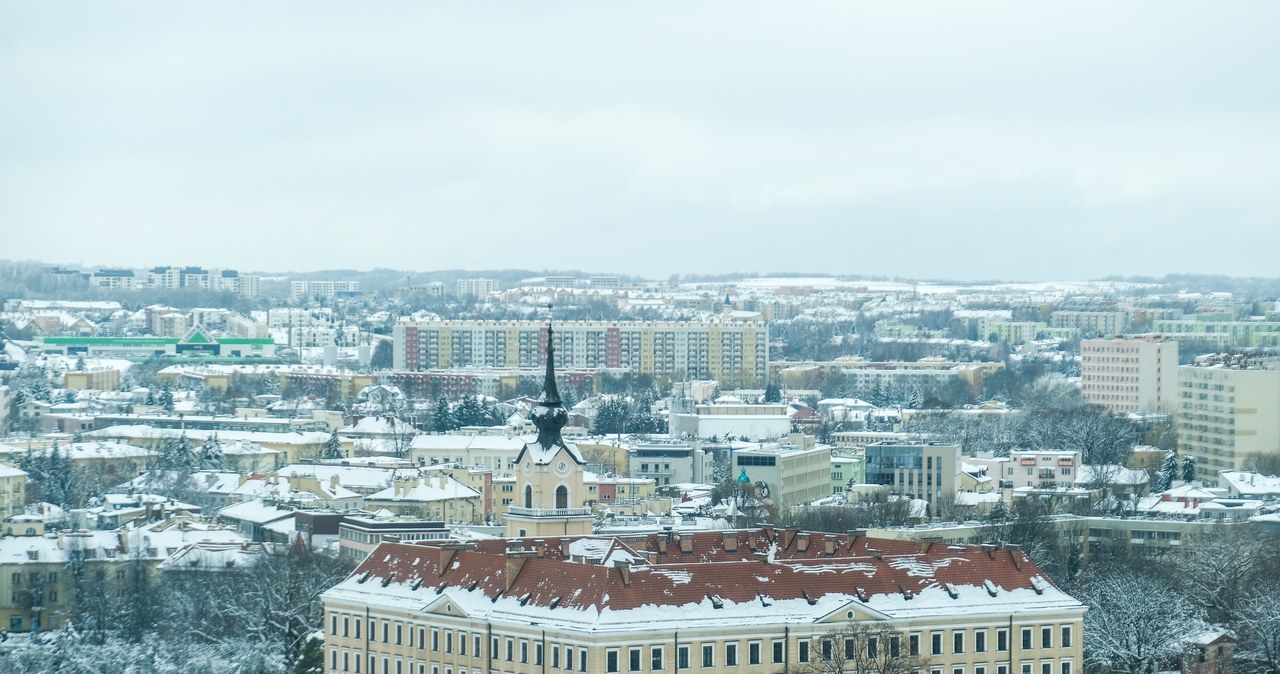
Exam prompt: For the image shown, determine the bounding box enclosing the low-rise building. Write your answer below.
[732,435,831,507]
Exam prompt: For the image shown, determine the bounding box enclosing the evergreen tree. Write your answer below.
[198,433,225,470]
[988,496,1009,523]
[320,431,346,460]
[158,385,175,413]
[432,398,455,433]
[592,398,629,435]
[455,395,487,427]
[1180,455,1197,484]
[145,388,156,406]
[1157,450,1179,491]
[763,381,781,403]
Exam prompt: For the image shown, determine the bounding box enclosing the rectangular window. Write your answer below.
[702,644,714,668]
[1061,663,1072,674]
[580,649,587,671]
[726,643,738,666]
[1061,626,1073,648]
[773,641,785,664]
[474,635,481,656]
[1022,628,1033,650]
[506,638,513,662]
[910,634,921,656]
[332,615,339,636]
[396,624,402,646]
[1022,664,1032,674]
[432,629,439,651]
[521,641,528,664]
[459,632,467,656]
[749,641,761,665]
[976,667,986,674]
[998,629,1009,652]
[566,647,575,671]
[933,632,943,656]
[535,643,543,666]
[868,637,877,659]
[382,623,389,644]
[629,647,642,672]
[553,646,561,669]
[446,632,453,654]
[355,620,361,640]
[678,645,689,669]
[954,631,965,654]
[1042,663,1052,674]
[976,630,986,653]
[651,646,663,670]
[799,640,810,663]
[607,650,619,673]
[1042,627,1052,649]
[998,666,1008,674]
[954,667,965,674]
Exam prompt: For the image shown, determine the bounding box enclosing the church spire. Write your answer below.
[539,319,562,407]
[532,312,567,449]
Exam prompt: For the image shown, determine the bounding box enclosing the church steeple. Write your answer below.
[531,318,568,450]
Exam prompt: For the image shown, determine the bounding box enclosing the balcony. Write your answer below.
[505,506,593,518]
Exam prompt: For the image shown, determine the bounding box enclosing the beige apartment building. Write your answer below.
[1080,335,1178,413]
[321,529,1086,674]
[393,317,768,386]
[1177,358,1280,474]
[732,436,832,507]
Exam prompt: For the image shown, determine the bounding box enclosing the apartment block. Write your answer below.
[1050,311,1126,336]
[1080,335,1178,413]
[1177,358,1280,474]
[392,318,768,386]
[455,278,499,298]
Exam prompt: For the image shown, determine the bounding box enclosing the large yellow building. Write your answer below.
[321,529,1085,674]
[1177,358,1280,474]
[393,317,768,387]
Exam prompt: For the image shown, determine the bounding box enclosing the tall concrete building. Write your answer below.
[1080,335,1178,413]
[455,278,499,298]
[1177,358,1280,475]
[863,442,961,514]
[393,317,768,386]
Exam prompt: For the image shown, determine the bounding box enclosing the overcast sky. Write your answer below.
[2,2,1277,281]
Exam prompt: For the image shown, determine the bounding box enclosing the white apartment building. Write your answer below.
[1177,358,1280,474]
[455,278,499,298]
[292,280,361,302]
[1001,450,1081,490]
[1080,335,1178,413]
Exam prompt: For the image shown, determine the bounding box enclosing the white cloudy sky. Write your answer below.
[2,2,1277,280]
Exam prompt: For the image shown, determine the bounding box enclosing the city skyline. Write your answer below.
[3,2,1278,280]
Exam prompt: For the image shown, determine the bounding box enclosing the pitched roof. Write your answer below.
[325,528,1082,632]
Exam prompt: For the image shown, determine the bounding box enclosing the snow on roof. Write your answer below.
[217,500,297,524]
[323,531,1083,633]
[366,476,479,503]
[1218,470,1280,497]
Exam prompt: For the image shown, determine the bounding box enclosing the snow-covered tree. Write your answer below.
[198,433,225,470]
[1081,568,1207,674]
[431,397,456,433]
[1157,450,1179,491]
[320,431,345,460]
[1180,455,1196,484]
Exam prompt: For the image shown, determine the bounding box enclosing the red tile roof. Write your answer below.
[343,528,1060,615]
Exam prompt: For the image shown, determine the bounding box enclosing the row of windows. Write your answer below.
[598,626,1074,673]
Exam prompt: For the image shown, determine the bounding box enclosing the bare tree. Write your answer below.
[802,623,930,674]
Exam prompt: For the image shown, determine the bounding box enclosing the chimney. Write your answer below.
[657,537,668,555]
[533,539,545,558]
[753,550,770,564]
[723,531,738,552]
[867,547,882,560]
[1006,544,1023,572]
[614,558,631,587]
[679,534,693,555]
[329,474,340,492]
[559,538,571,558]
